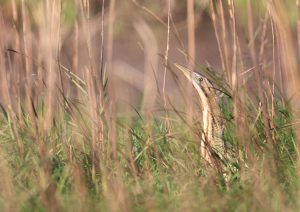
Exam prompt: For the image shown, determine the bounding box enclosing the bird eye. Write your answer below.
[199,77,203,82]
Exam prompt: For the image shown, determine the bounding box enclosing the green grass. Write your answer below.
[0,94,298,211]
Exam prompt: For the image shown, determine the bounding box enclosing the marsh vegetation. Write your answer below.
[0,0,299,211]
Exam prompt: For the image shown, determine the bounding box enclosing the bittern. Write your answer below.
[176,64,229,172]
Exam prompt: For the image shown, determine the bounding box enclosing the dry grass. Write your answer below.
[0,0,299,211]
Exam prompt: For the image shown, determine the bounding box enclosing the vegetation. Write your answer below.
[0,0,299,211]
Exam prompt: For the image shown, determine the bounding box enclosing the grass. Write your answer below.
[0,94,297,211]
[1,0,300,211]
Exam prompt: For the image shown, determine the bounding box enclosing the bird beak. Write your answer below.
[175,63,208,101]
[175,64,194,83]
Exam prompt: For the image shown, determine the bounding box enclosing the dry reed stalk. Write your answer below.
[21,0,36,127]
[85,67,99,182]
[79,0,98,81]
[259,13,277,142]
[100,0,105,72]
[70,163,87,211]
[247,0,274,146]
[105,0,117,164]
[11,0,20,111]
[0,28,11,112]
[209,0,233,85]
[11,0,18,22]
[71,163,88,211]
[268,1,300,99]
[5,1,26,155]
[186,0,196,125]
[5,60,24,156]
[79,0,102,182]
[10,33,23,125]
[187,0,196,70]
[235,36,251,162]
[227,0,238,129]
[99,0,106,161]
[81,0,105,157]
[270,17,276,135]
[36,135,61,211]
[105,1,127,210]
[32,2,62,208]
[227,0,237,93]
[267,1,300,142]
[297,0,300,61]
[295,1,300,201]
[107,103,129,212]
[107,0,115,81]
[72,21,79,98]
[163,0,171,130]
[43,0,61,131]
[226,0,246,162]
[209,2,225,73]
[0,150,15,212]
[210,0,245,160]
[134,20,158,115]
[218,0,231,83]
[106,0,117,162]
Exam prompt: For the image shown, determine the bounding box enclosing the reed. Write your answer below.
[0,0,299,211]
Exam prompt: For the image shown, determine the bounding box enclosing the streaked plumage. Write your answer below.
[176,65,234,174]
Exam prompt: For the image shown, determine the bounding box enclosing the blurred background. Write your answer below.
[1,0,298,114]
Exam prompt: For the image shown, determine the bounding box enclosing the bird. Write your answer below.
[176,64,235,176]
